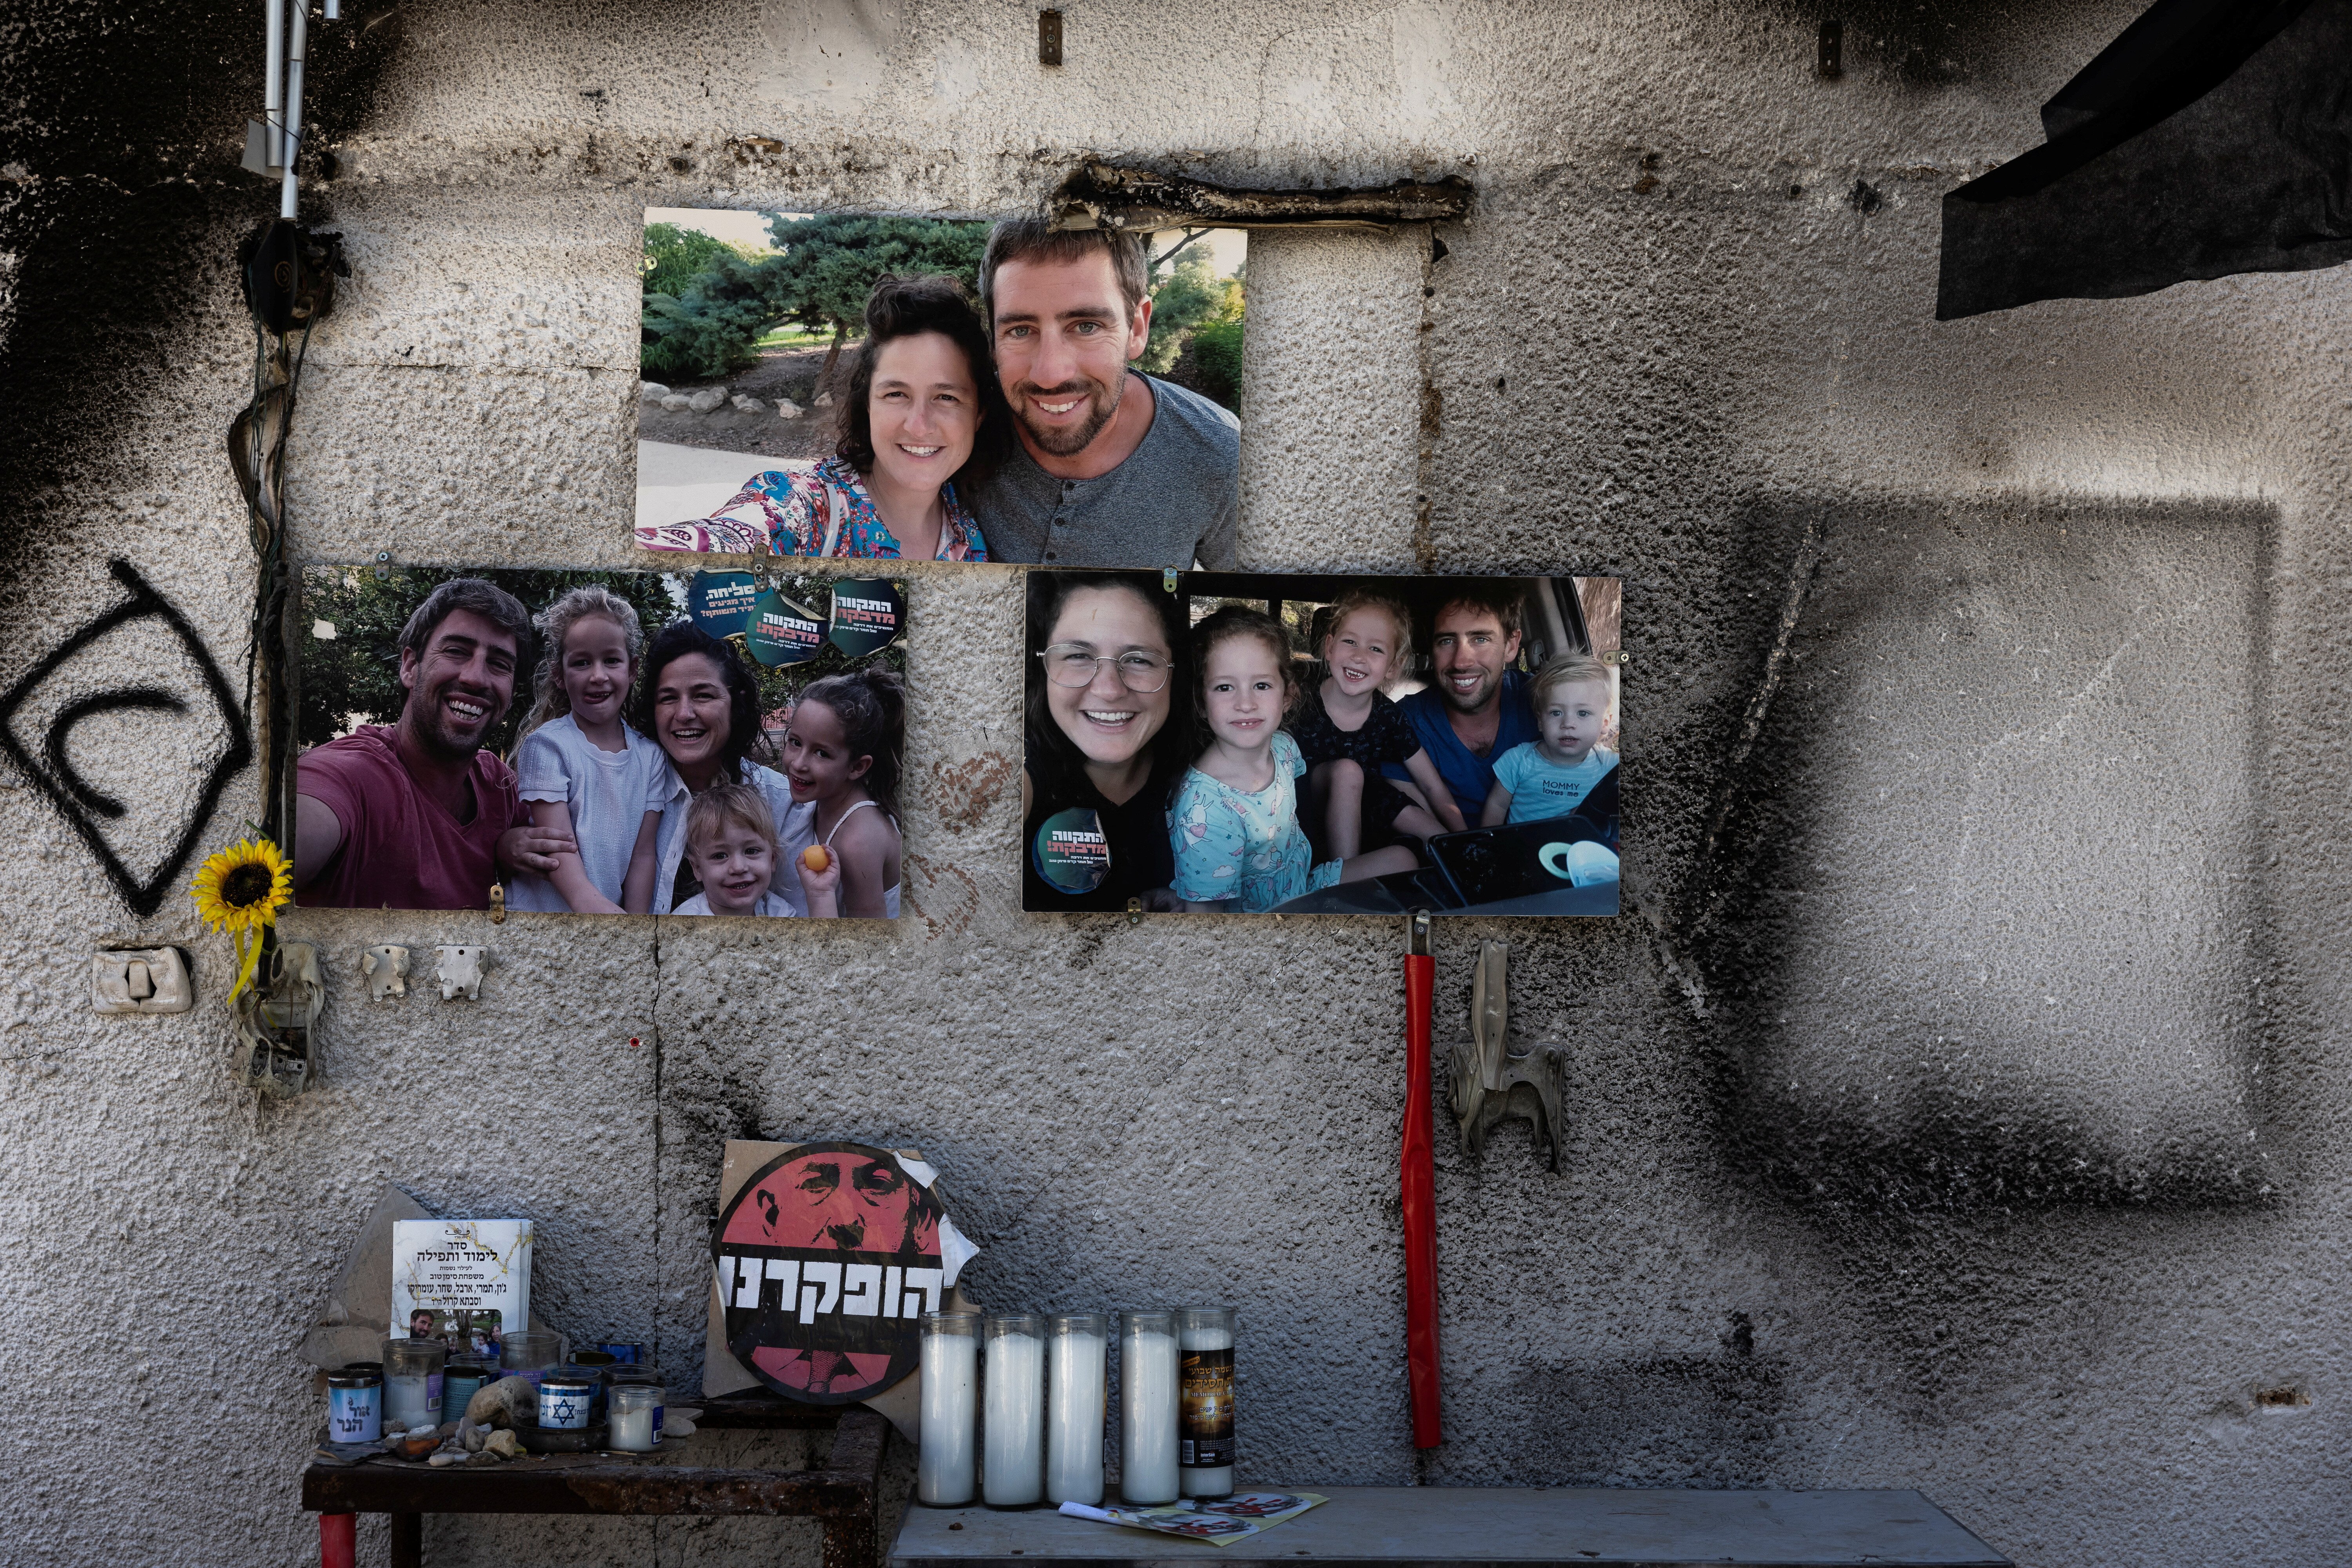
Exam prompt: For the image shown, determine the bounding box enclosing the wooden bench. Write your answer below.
[301,1392,889,1568]
[888,1486,2009,1568]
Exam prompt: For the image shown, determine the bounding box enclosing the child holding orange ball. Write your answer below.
[673,783,839,917]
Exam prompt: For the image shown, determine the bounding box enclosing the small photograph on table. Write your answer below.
[1020,570,1621,917]
[633,206,1245,568]
[294,564,909,919]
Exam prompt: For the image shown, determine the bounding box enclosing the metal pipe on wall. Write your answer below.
[264,0,285,167]
[278,0,307,219]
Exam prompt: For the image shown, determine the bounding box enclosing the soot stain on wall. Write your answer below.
[0,1,400,598]
[1691,498,2278,1216]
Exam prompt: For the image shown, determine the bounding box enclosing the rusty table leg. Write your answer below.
[388,1510,422,1568]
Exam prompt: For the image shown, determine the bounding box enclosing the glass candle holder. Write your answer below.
[982,1313,1045,1508]
[1045,1313,1107,1506]
[608,1384,662,1452]
[501,1329,563,1387]
[384,1337,447,1431]
[1118,1310,1180,1504]
[1176,1307,1235,1499]
[605,1365,666,1437]
[918,1311,981,1506]
[326,1366,382,1443]
[537,1373,597,1432]
[441,1356,495,1426]
[557,1361,613,1422]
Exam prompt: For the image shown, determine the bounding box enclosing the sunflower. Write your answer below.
[190,838,294,1004]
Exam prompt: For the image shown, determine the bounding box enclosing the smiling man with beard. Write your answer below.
[294,578,572,909]
[1381,590,1541,818]
[967,220,1239,569]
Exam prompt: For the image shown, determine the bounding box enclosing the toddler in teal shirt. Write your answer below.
[1482,653,1619,827]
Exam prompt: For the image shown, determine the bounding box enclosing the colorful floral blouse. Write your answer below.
[634,456,988,562]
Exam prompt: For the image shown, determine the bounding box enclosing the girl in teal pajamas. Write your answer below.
[1169,608,1421,912]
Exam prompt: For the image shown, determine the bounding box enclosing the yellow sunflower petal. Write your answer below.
[191,837,296,936]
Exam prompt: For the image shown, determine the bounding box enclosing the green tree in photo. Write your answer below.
[761,213,991,385]
[642,222,736,299]
[1139,249,1225,375]
[639,213,991,385]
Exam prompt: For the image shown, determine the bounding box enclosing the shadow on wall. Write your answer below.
[1687,497,2275,1214]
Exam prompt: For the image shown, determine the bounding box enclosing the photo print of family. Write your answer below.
[1023,572,1622,917]
[294,565,909,919]
[634,207,1243,568]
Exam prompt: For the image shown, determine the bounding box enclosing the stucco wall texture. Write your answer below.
[4,0,2349,1563]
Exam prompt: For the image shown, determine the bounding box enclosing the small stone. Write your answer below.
[663,1415,697,1438]
[399,1431,441,1458]
[775,398,804,419]
[812,391,834,409]
[459,1419,488,1453]
[427,1449,467,1467]
[687,387,727,414]
[484,1428,524,1460]
[731,394,765,413]
[466,1375,537,1428]
[640,382,671,402]
[660,394,691,412]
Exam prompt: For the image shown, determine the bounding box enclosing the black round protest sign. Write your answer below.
[712,1142,948,1404]
[1032,808,1111,895]
[827,577,905,658]
[746,590,826,667]
[689,570,761,638]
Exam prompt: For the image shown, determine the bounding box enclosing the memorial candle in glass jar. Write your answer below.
[1176,1307,1235,1499]
[1118,1310,1180,1504]
[1044,1312,1107,1506]
[384,1338,446,1431]
[608,1384,661,1452]
[327,1367,382,1443]
[537,1372,596,1432]
[918,1311,980,1506]
[982,1314,1045,1507]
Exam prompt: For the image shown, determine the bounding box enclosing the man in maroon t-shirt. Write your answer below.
[295,578,573,910]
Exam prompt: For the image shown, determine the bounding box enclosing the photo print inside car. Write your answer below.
[633,207,1247,569]
[296,564,909,919]
[1022,570,1622,917]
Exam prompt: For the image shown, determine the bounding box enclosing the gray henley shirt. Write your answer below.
[969,373,1240,569]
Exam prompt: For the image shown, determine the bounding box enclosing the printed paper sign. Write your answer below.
[1059,1493,1328,1545]
[712,1141,956,1404]
[391,1219,532,1356]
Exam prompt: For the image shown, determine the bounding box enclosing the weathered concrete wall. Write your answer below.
[5,0,2350,1564]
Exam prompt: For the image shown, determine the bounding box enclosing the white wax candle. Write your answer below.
[983,1329,1045,1506]
[1045,1326,1106,1506]
[1178,1320,1234,1498]
[608,1403,655,1452]
[918,1329,979,1505]
[384,1372,432,1431]
[1120,1328,1180,1504]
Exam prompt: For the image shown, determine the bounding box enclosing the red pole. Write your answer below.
[319,1513,356,1568]
[1401,915,1442,1448]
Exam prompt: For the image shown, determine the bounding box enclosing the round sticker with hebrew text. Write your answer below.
[712,1142,946,1404]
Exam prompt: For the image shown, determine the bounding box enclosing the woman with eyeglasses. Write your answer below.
[1021,572,1196,911]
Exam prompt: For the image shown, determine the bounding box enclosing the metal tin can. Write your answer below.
[327,1367,383,1443]
[536,1373,596,1432]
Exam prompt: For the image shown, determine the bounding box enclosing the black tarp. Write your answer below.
[1936,0,2352,319]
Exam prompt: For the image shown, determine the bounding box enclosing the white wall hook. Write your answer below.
[436,945,488,1001]
[361,944,410,1002]
[92,947,194,1015]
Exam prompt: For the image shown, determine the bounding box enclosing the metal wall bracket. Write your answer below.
[1445,942,1568,1170]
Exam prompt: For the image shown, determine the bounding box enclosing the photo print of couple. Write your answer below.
[633,208,1243,570]
[1023,571,1622,918]
[294,564,909,919]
